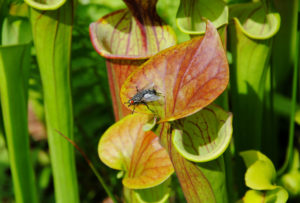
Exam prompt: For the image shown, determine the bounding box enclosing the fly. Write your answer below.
[126,86,161,114]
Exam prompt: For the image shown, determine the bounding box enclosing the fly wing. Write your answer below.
[139,82,155,91]
[142,93,160,102]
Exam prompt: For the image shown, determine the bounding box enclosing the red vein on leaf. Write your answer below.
[151,23,160,51]
[128,125,145,177]
[182,129,198,154]
[188,120,210,152]
[183,75,221,109]
[171,46,190,114]
[134,17,148,52]
[180,156,202,202]
[181,41,205,84]
[201,119,215,150]
[106,129,129,169]
[131,134,155,177]
[142,164,171,174]
[110,11,128,52]
[142,147,164,165]
[125,19,132,55]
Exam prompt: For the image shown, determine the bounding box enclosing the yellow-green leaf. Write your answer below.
[240,150,277,190]
[176,0,228,35]
[243,187,288,203]
[98,114,174,189]
[172,105,232,162]
[229,2,280,39]
[25,0,66,10]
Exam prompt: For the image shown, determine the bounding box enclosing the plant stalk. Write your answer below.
[278,24,299,176]
[0,44,38,203]
[29,1,80,202]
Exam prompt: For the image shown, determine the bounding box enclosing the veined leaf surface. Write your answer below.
[89,0,176,120]
[98,114,174,189]
[229,2,280,39]
[121,20,229,122]
[156,122,228,203]
[172,105,232,162]
[176,0,228,35]
[89,6,176,59]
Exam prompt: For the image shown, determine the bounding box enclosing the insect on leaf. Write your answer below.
[120,20,229,122]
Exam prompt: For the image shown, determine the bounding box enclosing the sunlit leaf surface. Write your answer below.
[240,150,276,190]
[177,0,228,35]
[242,188,288,203]
[89,4,176,59]
[156,122,227,202]
[98,114,174,189]
[124,178,171,203]
[121,20,229,122]
[89,0,176,120]
[106,60,146,120]
[25,0,66,10]
[229,2,280,39]
[172,104,232,162]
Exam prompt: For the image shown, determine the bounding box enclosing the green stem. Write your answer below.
[278,24,299,176]
[215,90,236,202]
[224,149,237,202]
[0,44,38,203]
[29,1,79,202]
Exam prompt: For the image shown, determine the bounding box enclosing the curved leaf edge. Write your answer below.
[240,150,278,190]
[98,114,174,189]
[89,9,149,60]
[25,0,66,10]
[242,187,288,203]
[98,114,137,171]
[89,9,177,60]
[231,5,281,40]
[171,111,233,162]
[176,6,229,35]
[122,171,174,190]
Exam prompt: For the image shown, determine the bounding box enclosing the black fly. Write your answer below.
[126,86,161,114]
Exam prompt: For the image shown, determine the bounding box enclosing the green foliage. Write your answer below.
[0,14,37,203]
[0,0,299,202]
[240,150,289,203]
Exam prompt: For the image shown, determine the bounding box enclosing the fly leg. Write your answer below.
[142,102,154,113]
[132,105,136,114]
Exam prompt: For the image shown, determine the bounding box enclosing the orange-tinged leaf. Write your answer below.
[106,60,146,120]
[155,122,227,202]
[89,8,176,59]
[89,0,176,120]
[98,114,174,189]
[120,20,229,122]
